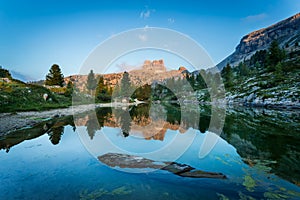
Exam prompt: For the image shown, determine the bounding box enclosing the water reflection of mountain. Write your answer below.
[74,104,211,141]
[74,104,300,184]
[1,104,299,186]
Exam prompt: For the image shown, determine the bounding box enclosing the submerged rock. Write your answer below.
[162,162,195,174]
[98,153,164,169]
[98,153,227,179]
[179,170,226,179]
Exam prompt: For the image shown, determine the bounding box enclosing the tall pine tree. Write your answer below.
[86,69,97,94]
[64,81,74,97]
[120,71,132,99]
[238,62,249,77]
[45,64,64,86]
[95,75,111,102]
[267,40,286,71]
[222,63,234,89]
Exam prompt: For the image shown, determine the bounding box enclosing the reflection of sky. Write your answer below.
[1,125,300,199]
[78,124,245,177]
[0,126,87,163]
[77,124,300,195]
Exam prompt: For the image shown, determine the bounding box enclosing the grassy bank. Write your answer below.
[0,79,72,113]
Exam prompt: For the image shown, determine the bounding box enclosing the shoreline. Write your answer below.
[1,100,299,137]
[227,101,300,110]
[0,102,143,136]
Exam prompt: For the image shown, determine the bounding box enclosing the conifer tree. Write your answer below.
[95,75,111,102]
[45,64,64,86]
[86,69,97,94]
[120,71,132,98]
[64,81,74,97]
[267,40,286,71]
[222,63,234,88]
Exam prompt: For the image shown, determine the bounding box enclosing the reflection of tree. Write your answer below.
[48,126,64,145]
[96,107,113,128]
[164,103,181,125]
[131,103,181,127]
[199,105,211,133]
[130,104,150,126]
[1,115,76,153]
[122,103,212,138]
[90,103,211,140]
[65,115,76,132]
[79,107,114,139]
[199,114,210,133]
[121,112,131,137]
[114,108,132,137]
[221,107,300,184]
[86,113,100,140]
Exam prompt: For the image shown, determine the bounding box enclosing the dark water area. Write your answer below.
[0,103,300,199]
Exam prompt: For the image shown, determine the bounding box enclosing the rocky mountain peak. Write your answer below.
[142,59,166,72]
[217,12,300,69]
[65,59,186,91]
[178,66,187,72]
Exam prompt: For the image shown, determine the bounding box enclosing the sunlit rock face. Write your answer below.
[64,59,185,91]
[218,13,300,69]
[142,59,166,73]
[127,59,184,86]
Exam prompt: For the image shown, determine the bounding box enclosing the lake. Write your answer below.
[0,103,300,199]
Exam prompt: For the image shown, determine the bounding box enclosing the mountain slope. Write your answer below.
[217,12,300,69]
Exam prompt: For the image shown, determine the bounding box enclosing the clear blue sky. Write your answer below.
[0,0,299,80]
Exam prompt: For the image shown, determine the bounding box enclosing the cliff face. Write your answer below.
[217,12,300,69]
[65,60,185,91]
[129,60,184,86]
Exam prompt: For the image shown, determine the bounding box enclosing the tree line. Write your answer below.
[44,64,138,103]
[43,39,295,103]
[221,40,294,90]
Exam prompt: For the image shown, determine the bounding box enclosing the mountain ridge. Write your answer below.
[65,59,186,92]
[217,12,300,69]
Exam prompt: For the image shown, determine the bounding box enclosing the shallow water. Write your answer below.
[0,104,300,199]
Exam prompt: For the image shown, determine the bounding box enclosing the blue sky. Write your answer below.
[0,0,299,80]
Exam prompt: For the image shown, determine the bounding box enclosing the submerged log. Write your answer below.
[98,153,227,179]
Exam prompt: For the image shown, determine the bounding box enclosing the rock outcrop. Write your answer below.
[217,12,300,69]
[64,59,185,91]
[129,60,183,86]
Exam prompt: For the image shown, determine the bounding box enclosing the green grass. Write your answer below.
[0,81,72,113]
